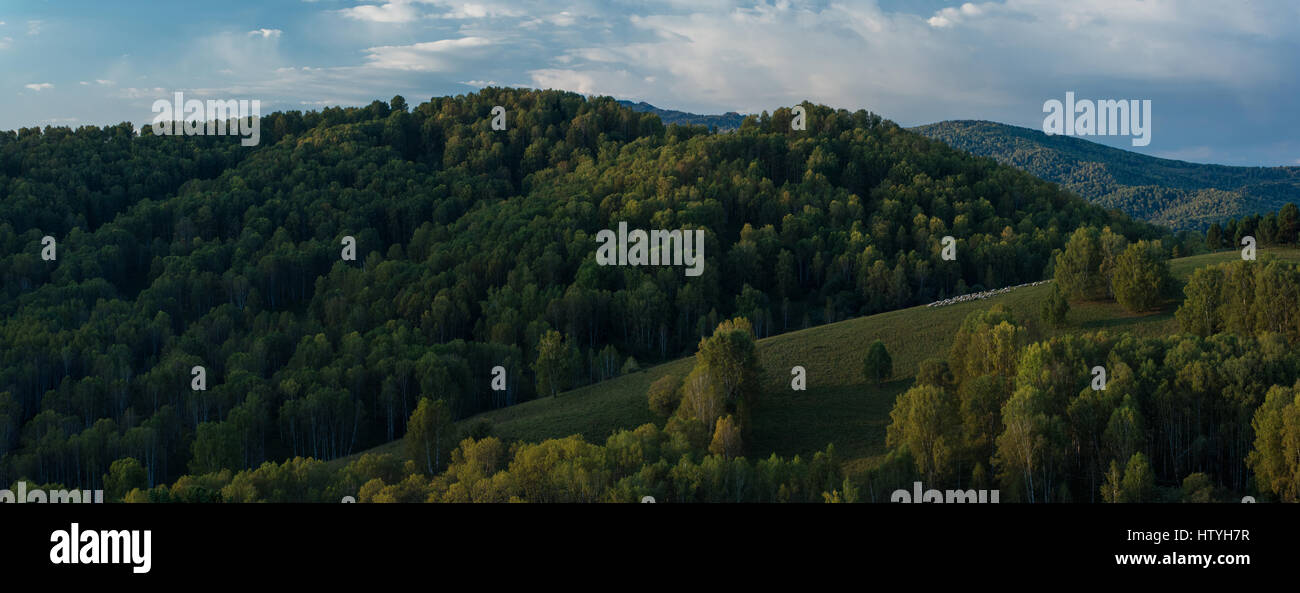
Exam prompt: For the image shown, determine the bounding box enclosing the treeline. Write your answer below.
[1,88,1167,489]
[1206,202,1300,250]
[103,434,843,504]
[869,287,1300,502]
[82,318,846,503]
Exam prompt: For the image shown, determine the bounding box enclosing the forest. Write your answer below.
[1,88,1270,503]
[914,120,1300,231]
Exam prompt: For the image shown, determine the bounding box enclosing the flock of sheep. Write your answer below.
[924,280,1051,308]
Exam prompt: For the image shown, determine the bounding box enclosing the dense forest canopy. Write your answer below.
[1,88,1174,495]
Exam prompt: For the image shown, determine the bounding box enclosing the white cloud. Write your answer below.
[0,36,11,49]
[928,2,987,28]
[25,83,53,92]
[335,0,526,23]
[118,87,167,99]
[26,20,41,36]
[339,2,423,23]
[363,36,492,71]
[248,28,283,39]
[96,79,116,86]
[434,1,524,19]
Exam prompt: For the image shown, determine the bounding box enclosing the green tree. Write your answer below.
[405,398,457,475]
[104,457,148,502]
[647,374,682,417]
[190,421,240,475]
[695,318,761,431]
[862,339,893,386]
[1054,227,1106,300]
[1121,452,1155,502]
[1040,284,1070,328]
[1206,223,1224,250]
[708,415,744,459]
[915,358,953,390]
[1181,472,1215,502]
[1246,382,1300,501]
[1176,266,1226,337]
[533,330,572,398]
[1101,460,1124,503]
[1112,240,1171,312]
[886,384,958,485]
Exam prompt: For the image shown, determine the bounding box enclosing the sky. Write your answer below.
[1,0,1298,166]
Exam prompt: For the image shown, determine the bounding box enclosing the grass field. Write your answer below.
[334,247,1300,474]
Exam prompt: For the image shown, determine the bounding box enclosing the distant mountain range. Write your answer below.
[617,100,746,130]
[912,120,1300,231]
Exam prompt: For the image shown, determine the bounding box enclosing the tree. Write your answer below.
[405,398,457,475]
[533,330,572,398]
[1181,472,1215,503]
[1100,460,1124,503]
[1054,227,1106,300]
[1040,284,1070,328]
[104,457,148,502]
[647,374,682,417]
[677,365,725,430]
[1176,266,1226,337]
[709,415,744,459]
[189,421,240,475]
[1112,240,1171,312]
[1121,452,1155,502]
[1279,203,1299,244]
[1206,223,1224,250]
[1246,382,1300,501]
[862,339,893,386]
[695,318,761,430]
[915,358,953,390]
[886,385,958,485]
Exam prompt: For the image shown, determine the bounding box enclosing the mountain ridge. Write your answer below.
[912,119,1300,230]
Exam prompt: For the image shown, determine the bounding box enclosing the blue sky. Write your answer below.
[2,0,1298,166]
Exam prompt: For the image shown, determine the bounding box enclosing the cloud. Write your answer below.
[927,2,987,28]
[248,28,283,39]
[362,36,492,71]
[25,83,53,92]
[339,1,424,23]
[26,20,41,36]
[0,36,11,49]
[118,87,167,99]
[335,0,526,23]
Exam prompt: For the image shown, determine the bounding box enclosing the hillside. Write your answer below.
[913,120,1300,230]
[2,89,1172,492]
[339,247,1300,477]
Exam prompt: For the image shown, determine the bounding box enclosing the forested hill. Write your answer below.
[0,88,1166,490]
[913,120,1300,231]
